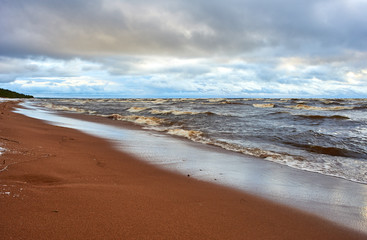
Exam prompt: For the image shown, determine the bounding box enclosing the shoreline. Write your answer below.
[0,101,366,239]
[16,100,367,233]
[32,97,367,185]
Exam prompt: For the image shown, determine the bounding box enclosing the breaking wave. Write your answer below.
[287,104,354,111]
[353,105,367,110]
[105,114,167,126]
[158,130,367,183]
[203,99,245,105]
[253,103,275,108]
[151,99,168,104]
[284,142,366,158]
[43,103,96,114]
[127,107,149,113]
[167,129,204,141]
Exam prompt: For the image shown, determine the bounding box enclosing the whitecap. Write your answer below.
[105,114,166,126]
[253,103,275,108]
[287,104,354,111]
[127,107,149,113]
[167,129,204,141]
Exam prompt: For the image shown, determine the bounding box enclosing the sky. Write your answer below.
[0,0,367,98]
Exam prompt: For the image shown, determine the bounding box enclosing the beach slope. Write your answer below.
[0,101,365,240]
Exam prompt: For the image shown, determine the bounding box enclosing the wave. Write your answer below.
[296,114,350,120]
[210,140,302,160]
[287,104,354,111]
[203,99,244,105]
[207,98,226,102]
[127,107,149,113]
[264,99,288,103]
[152,99,168,104]
[253,103,275,108]
[320,99,345,105]
[266,154,367,184]
[352,105,367,110]
[43,103,96,114]
[150,109,197,115]
[105,99,137,103]
[159,127,367,183]
[104,114,167,126]
[150,109,216,116]
[155,125,301,163]
[184,135,367,183]
[219,100,244,105]
[283,141,365,158]
[167,129,204,141]
[267,111,290,116]
[305,145,364,158]
[172,98,198,102]
[161,128,307,165]
[66,99,90,104]
[97,99,168,104]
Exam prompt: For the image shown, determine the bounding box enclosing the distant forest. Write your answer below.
[0,88,33,98]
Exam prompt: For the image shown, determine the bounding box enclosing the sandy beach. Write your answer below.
[0,101,365,240]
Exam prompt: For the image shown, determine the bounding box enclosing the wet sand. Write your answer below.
[0,101,365,239]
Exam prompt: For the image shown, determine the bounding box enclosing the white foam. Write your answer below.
[43,103,96,114]
[105,114,166,126]
[253,103,275,108]
[287,104,354,111]
[127,107,149,113]
[208,98,226,102]
[150,109,200,115]
[167,129,204,141]
[152,99,168,104]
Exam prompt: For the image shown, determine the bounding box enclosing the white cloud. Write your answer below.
[9,76,117,97]
[1,48,367,98]
[345,69,367,85]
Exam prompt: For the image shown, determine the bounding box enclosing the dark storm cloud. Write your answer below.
[1,0,366,59]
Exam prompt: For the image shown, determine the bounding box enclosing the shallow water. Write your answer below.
[15,101,367,233]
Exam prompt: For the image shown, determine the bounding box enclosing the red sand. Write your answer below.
[0,101,365,239]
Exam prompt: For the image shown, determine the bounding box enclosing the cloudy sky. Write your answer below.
[0,0,366,98]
